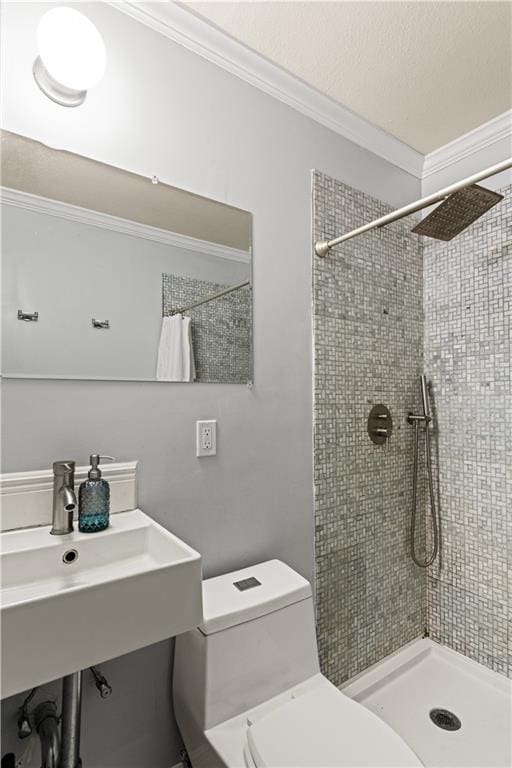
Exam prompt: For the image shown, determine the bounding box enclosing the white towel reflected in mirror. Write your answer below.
[156,314,196,382]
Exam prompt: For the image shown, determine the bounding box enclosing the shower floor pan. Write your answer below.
[341,638,511,767]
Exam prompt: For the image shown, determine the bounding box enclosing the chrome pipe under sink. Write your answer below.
[34,701,60,768]
[61,672,83,768]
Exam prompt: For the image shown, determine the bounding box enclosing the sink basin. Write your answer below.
[1,509,202,698]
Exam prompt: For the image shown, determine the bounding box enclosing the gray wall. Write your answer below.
[425,185,511,678]
[1,2,419,766]
[313,172,426,686]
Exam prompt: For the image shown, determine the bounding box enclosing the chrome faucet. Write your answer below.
[51,461,77,535]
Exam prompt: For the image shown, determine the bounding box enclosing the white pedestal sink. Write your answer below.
[1,509,202,699]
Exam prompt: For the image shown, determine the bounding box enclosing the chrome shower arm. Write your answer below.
[315,157,512,257]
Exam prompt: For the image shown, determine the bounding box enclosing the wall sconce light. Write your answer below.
[33,7,106,107]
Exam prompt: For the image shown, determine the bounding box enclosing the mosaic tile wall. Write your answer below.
[313,171,426,685]
[424,184,512,678]
[162,273,252,383]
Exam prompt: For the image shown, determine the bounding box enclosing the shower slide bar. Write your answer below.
[314,157,512,257]
[169,279,250,316]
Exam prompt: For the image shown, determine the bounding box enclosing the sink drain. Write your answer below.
[429,708,461,731]
[62,548,79,565]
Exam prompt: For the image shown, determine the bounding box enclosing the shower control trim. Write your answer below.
[367,404,393,447]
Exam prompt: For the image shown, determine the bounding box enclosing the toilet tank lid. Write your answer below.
[199,560,312,635]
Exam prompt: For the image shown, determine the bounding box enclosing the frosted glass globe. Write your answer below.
[37,7,106,92]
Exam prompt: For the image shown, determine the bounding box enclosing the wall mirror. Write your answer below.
[1,131,252,383]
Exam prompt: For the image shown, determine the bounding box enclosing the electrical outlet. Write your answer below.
[196,420,217,457]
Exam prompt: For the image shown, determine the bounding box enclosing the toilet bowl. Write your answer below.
[173,560,422,768]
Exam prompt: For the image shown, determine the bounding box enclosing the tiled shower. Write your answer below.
[313,171,511,683]
[162,273,252,383]
[425,186,511,675]
[313,171,425,685]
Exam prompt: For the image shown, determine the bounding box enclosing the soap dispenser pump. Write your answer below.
[78,454,114,533]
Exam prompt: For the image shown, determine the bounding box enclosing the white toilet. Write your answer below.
[173,560,422,768]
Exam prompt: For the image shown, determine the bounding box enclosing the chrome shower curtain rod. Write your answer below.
[170,279,250,316]
[314,158,512,257]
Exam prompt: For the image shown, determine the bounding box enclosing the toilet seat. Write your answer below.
[245,681,422,767]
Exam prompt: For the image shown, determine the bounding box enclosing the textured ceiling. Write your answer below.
[184,1,512,154]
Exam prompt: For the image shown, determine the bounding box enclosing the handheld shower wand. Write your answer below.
[408,376,439,568]
[420,375,430,420]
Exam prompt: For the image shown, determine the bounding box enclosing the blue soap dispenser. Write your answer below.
[79,454,115,533]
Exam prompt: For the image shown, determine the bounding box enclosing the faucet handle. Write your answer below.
[53,460,76,475]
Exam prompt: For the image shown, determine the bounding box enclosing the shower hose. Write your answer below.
[411,418,439,568]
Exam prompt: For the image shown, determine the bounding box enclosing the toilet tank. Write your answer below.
[173,560,319,731]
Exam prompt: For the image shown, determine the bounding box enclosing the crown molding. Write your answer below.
[423,110,512,179]
[1,187,251,264]
[108,0,423,178]
[107,3,512,183]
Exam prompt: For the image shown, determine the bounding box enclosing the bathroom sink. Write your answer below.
[1,509,202,698]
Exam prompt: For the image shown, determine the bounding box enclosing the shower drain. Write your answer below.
[429,708,462,731]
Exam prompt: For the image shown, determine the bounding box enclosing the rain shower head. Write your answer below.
[314,159,512,258]
[411,184,503,241]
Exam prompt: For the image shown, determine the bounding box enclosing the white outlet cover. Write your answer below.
[196,420,217,457]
